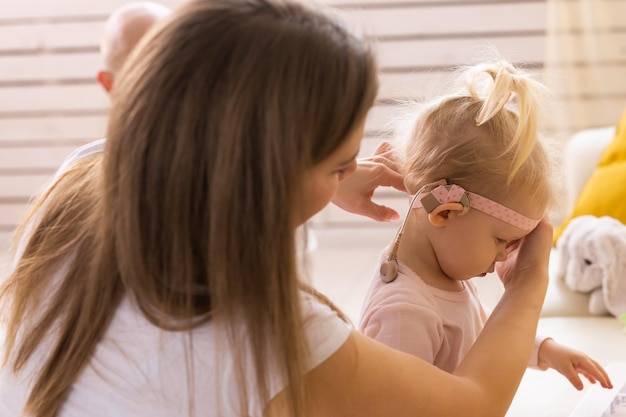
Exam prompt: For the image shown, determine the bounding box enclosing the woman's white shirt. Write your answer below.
[0,292,351,416]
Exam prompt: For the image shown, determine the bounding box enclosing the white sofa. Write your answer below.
[502,126,626,417]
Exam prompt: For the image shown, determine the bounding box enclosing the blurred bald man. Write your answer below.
[52,2,171,170]
[97,2,171,93]
[10,2,171,266]
[51,2,171,169]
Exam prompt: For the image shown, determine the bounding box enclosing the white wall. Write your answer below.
[0,0,553,247]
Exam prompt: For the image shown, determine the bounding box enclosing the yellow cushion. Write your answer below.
[554,107,626,243]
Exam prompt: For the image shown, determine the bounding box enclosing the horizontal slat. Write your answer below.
[0,116,107,142]
[4,0,623,40]
[4,0,623,37]
[0,146,78,170]
[0,0,184,20]
[320,0,522,5]
[339,2,546,39]
[378,35,546,70]
[0,231,14,251]
[0,53,100,83]
[0,175,51,198]
[0,3,547,53]
[0,21,104,52]
[0,0,544,19]
[0,84,108,113]
[0,203,30,228]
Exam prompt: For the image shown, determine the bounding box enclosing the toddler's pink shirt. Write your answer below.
[359,253,544,372]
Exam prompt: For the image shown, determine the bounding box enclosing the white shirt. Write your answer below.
[0,292,351,416]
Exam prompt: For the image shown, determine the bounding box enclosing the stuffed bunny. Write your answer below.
[555,215,626,317]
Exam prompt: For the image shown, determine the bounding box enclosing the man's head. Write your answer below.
[97,2,171,93]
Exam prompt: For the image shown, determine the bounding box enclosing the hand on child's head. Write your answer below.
[495,218,553,287]
[332,141,406,221]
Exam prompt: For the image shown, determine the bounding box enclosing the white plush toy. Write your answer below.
[555,215,626,317]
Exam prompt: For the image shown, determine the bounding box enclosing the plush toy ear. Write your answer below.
[555,216,580,280]
[558,216,598,292]
[595,216,626,317]
[589,288,610,315]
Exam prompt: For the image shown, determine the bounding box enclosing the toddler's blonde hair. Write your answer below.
[402,59,558,212]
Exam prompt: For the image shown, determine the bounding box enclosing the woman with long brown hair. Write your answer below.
[1,1,553,416]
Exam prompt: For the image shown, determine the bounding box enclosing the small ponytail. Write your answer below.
[465,60,550,182]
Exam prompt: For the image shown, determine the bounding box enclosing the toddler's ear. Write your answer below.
[427,203,465,227]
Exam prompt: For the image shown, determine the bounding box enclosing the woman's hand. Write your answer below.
[332,141,406,222]
[496,218,553,289]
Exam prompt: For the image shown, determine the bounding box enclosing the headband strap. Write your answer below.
[411,183,540,232]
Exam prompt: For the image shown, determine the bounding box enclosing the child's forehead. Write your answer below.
[479,194,545,239]
[499,190,547,220]
[472,179,547,212]
[488,216,533,240]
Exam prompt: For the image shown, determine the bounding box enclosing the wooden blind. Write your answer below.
[0,0,550,247]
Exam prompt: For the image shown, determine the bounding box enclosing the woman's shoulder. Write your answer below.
[298,290,353,362]
[69,292,351,415]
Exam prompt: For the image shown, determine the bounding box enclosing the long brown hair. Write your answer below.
[0,0,378,416]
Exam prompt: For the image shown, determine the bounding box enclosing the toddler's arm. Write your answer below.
[537,338,613,390]
[282,219,554,417]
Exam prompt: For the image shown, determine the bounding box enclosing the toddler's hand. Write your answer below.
[537,339,613,390]
[332,141,406,222]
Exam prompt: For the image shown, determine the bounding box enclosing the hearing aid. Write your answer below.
[379,179,450,283]
[379,256,399,283]
[422,192,470,227]
[379,193,417,283]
